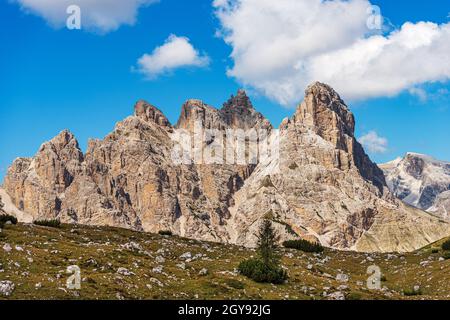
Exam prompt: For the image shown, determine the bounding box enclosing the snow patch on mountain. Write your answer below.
[380,153,450,220]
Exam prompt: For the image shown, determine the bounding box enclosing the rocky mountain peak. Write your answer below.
[176,99,220,131]
[381,153,450,219]
[134,100,170,127]
[3,85,450,253]
[39,129,84,163]
[222,89,252,110]
[403,153,427,179]
[176,92,272,132]
[295,82,355,137]
[291,81,385,191]
[221,90,271,130]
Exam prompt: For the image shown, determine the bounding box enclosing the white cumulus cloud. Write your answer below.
[214,0,450,106]
[135,35,210,79]
[12,0,158,33]
[359,131,388,154]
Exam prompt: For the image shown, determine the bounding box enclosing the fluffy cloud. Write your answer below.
[135,35,210,79]
[214,0,450,106]
[12,0,158,33]
[359,131,388,154]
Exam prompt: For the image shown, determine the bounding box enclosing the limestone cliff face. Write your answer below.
[2,91,268,243]
[3,84,449,253]
[175,92,272,222]
[4,130,84,220]
[226,83,450,252]
[293,83,386,191]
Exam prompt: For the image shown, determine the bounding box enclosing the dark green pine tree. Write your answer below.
[256,219,281,268]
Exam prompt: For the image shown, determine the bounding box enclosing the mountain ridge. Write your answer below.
[380,153,450,221]
[2,82,450,253]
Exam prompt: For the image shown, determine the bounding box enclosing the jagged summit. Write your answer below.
[176,90,271,131]
[39,129,80,151]
[291,81,385,191]
[381,153,450,220]
[297,81,355,138]
[222,89,253,110]
[221,89,271,130]
[134,100,171,127]
[38,129,84,164]
[403,152,450,165]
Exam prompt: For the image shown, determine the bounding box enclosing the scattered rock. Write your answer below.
[420,260,430,267]
[121,242,142,252]
[176,262,186,270]
[3,243,12,253]
[149,278,164,287]
[336,273,349,282]
[116,292,125,300]
[0,281,15,296]
[117,267,135,276]
[327,291,345,300]
[179,252,192,260]
[152,266,164,274]
[199,268,208,276]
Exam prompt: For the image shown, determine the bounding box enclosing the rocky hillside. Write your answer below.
[225,83,450,252]
[0,222,449,300]
[380,153,450,220]
[2,83,450,252]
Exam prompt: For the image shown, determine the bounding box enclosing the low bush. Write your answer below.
[403,287,422,296]
[346,292,363,300]
[33,219,61,228]
[443,251,450,260]
[238,258,287,284]
[0,214,18,228]
[441,239,450,251]
[282,239,324,253]
[158,230,173,236]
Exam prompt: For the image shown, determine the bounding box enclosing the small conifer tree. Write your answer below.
[257,219,281,268]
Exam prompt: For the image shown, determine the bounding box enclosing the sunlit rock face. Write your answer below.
[3,83,450,253]
[380,153,450,221]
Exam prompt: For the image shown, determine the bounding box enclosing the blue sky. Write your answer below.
[0,0,449,182]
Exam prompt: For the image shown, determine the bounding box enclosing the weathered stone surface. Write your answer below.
[380,153,450,221]
[0,188,32,222]
[0,195,4,214]
[3,84,449,253]
[226,83,450,252]
[0,280,15,297]
[4,130,83,220]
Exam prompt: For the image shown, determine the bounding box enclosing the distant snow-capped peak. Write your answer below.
[380,153,450,220]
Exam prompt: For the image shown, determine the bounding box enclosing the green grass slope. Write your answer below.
[0,223,449,300]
